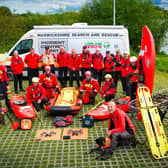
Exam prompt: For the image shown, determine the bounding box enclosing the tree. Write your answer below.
[79,0,168,52]
[0,6,12,16]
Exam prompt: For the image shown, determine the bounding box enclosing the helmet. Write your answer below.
[44,66,51,71]
[124,51,129,55]
[105,74,112,79]
[85,71,91,76]
[130,56,137,63]
[32,77,39,83]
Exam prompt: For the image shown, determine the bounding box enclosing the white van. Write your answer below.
[5,23,130,77]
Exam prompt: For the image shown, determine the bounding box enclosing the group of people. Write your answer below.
[0,45,139,159]
[9,45,141,106]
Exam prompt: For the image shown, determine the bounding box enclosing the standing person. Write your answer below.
[79,71,99,105]
[121,51,130,96]
[11,50,24,94]
[69,49,80,88]
[40,46,56,73]
[80,46,92,79]
[24,48,40,86]
[104,51,115,77]
[26,77,48,112]
[101,74,115,102]
[114,49,122,91]
[128,56,139,100]
[105,101,136,157]
[92,48,104,86]
[57,46,70,88]
[0,61,11,108]
[39,66,61,100]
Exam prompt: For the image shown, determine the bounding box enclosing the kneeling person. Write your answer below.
[106,101,135,156]
[26,77,48,111]
[101,74,115,102]
[79,71,99,105]
[39,66,61,100]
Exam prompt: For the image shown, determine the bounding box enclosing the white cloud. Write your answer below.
[0,0,89,14]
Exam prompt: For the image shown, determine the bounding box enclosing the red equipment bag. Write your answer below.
[54,115,73,127]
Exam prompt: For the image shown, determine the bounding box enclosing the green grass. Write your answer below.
[156,54,168,72]
[0,71,168,168]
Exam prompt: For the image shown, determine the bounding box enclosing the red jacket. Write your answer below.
[121,57,130,77]
[79,78,99,93]
[108,108,135,134]
[69,54,80,71]
[114,55,122,71]
[128,66,138,83]
[104,56,114,72]
[39,73,59,88]
[25,53,39,69]
[26,85,46,103]
[11,56,24,74]
[80,52,92,68]
[0,65,9,83]
[101,79,115,97]
[57,51,70,67]
[92,53,104,71]
[40,52,56,66]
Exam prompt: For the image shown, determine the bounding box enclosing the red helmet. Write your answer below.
[85,71,91,77]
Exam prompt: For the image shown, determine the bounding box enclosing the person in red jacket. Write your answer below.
[69,49,80,88]
[121,51,130,96]
[57,46,70,87]
[11,50,24,94]
[114,49,122,91]
[104,51,115,78]
[79,71,99,105]
[92,48,104,86]
[40,46,56,73]
[25,48,40,86]
[26,77,48,111]
[128,56,139,100]
[80,46,92,79]
[39,66,61,100]
[106,101,136,156]
[0,61,11,108]
[101,74,115,102]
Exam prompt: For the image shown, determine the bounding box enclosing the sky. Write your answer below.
[0,0,168,14]
[153,0,168,10]
[0,0,89,14]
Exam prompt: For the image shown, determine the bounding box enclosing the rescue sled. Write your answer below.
[137,87,168,159]
[10,95,36,120]
[86,96,130,120]
[46,87,82,115]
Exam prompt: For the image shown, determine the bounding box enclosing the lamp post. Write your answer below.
[113,0,116,25]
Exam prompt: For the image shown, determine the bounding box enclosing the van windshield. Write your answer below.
[10,39,33,56]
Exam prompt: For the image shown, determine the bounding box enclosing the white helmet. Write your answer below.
[32,77,39,83]
[124,51,129,55]
[130,56,137,63]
